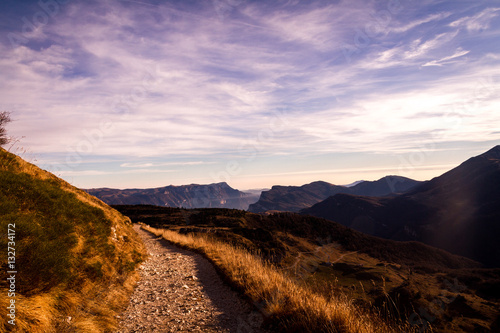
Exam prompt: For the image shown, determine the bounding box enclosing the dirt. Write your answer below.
[116,225,268,333]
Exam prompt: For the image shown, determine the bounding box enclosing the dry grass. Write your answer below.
[0,148,147,332]
[142,224,415,333]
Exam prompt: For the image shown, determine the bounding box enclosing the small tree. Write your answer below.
[0,111,11,146]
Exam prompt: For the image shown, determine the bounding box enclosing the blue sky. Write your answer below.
[1,0,499,190]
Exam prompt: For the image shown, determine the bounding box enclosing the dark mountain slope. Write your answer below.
[85,182,258,210]
[248,176,420,213]
[350,175,422,197]
[302,146,500,267]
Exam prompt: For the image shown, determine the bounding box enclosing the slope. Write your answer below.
[0,148,146,332]
[302,146,500,267]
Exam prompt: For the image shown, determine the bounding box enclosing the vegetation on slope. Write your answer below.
[141,224,412,333]
[0,148,146,332]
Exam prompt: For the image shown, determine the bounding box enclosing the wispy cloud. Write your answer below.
[449,7,500,32]
[422,47,470,67]
[120,161,214,168]
[391,12,452,33]
[57,168,176,177]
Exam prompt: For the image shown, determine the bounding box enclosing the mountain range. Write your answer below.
[302,146,500,267]
[85,175,420,213]
[85,182,259,210]
[248,175,421,213]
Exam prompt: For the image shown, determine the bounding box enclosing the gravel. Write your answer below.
[116,225,268,333]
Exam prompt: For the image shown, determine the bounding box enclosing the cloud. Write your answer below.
[403,31,459,60]
[422,47,470,67]
[120,161,214,168]
[357,29,462,70]
[391,12,452,33]
[57,168,176,177]
[449,7,500,32]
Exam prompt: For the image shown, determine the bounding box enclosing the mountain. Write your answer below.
[248,176,420,213]
[0,148,145,331]
[302,146,500,267]
[343,180,365,187]
[85,182,259,210]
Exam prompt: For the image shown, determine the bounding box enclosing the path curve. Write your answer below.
[116,225,267,333]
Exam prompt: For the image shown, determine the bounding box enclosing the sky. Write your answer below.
[1,0,499,190]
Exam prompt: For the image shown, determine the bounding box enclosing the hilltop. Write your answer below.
[0,148,146,332]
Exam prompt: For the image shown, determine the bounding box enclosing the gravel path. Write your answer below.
[116,225,267,333]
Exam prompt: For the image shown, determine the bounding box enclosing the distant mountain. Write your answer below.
[85,182,259,210]
[248,176,420,213]
[343,180,366,187]
[302,146,500,267]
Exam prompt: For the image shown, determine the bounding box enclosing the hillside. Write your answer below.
[113,205,500,332]
[248,176,420,213]
[302,146,500,267]
[0,148,146,332]
[85,182,259,210]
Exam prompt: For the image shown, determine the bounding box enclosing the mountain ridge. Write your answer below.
[85,181,259,210]
[248,175,421,213]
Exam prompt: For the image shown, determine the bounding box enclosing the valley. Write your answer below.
[113,205,500,332]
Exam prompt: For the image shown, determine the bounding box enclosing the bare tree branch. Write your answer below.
[0,111,12,146]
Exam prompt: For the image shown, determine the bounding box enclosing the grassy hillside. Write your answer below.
[116,205,500,332]
[0,148,146,332]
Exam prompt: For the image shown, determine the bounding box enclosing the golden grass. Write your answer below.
[0,147,131,227]
[0,148,147,332]
[142,224,415,333]
[0,244,142,333]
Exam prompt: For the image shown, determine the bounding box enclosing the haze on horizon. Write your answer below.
[1,0,499,190]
